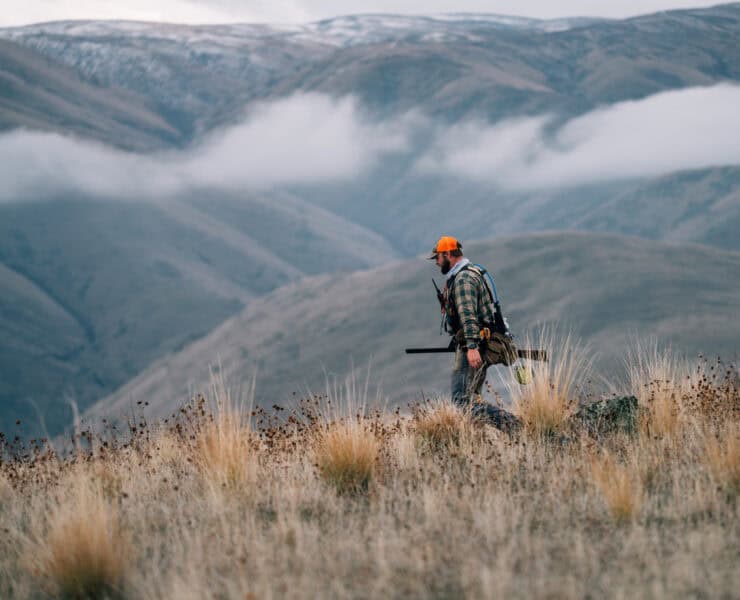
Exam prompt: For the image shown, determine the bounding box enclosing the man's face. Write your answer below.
[435,252,452,275]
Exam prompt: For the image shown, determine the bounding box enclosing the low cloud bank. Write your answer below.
[418,84,740,190]
[2,86,740,203]
[183,94,409,190]
[0,93,409,202]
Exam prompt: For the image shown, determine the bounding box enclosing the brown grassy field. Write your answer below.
[0,346,738,599]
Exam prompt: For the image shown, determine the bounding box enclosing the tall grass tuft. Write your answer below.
[0,469,12,501]
[27,472,130,599]
[591,452,642,524]
[315,419,380,496]
[193,375,257,492]
[626,339,690,439]
[412,399,473,451]
[704,422,740,498]
[511,330,590,439]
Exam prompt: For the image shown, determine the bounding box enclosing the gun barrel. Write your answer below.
[405,348,452,354]
[405,348,548,361]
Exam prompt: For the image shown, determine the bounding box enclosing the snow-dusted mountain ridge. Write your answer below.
[1,6,737,145]
[2,13,605,48]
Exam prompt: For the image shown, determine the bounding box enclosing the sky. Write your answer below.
[0,0,729,27]
[2,85,740,201]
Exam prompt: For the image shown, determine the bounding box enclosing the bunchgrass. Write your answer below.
[704,422,740,498]
[626,339,690,439]
[510,330,591,439]
[411,399,473,451]
[24,471,130,599]
[590,452,643,523]
[193,372,256,492]
[315,419,380,495]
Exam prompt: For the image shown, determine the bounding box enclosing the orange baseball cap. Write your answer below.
[428,236,462,259]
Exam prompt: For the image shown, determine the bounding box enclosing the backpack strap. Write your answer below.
[466,263,513,339]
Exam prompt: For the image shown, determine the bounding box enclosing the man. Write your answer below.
[429,235,521,431]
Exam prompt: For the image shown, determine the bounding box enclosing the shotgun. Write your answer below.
[405,344,548,362]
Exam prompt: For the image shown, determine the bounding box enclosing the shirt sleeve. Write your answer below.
[452,272,481,347]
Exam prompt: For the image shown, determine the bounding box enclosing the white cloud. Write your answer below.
[418,85,740,191]
[0,131,178,200]
[0,94,409,202]
[183,94,409,190]
[3,86,739,202]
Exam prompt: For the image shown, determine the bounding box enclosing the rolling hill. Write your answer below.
[0,194,396,435]
[0,39,179,150]
[85,232,740,426]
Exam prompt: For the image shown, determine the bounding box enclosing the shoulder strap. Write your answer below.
[474,263,514,338]
[460,263,496,305]
[449,263,499,307]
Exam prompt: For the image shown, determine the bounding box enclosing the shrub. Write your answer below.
[574,395,640,437]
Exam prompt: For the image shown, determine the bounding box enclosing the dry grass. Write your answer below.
[192,374,257,492]
[591,452,643,523]
[0,470,11,501]
[411,399,473,450]
[510,330,591,438]
[0,346,738,599]
[704,422,740,497]
[315,419,380,495]
[627,340,690,439]
[24,471,130,599]
[195,408,256,492]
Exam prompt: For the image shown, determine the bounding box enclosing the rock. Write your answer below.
[573,396,639,436]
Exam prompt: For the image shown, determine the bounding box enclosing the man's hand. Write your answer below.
[467,347,483,369]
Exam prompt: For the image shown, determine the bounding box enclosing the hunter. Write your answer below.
[429,236,521,431]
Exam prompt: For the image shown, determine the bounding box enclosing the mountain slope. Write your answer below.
[302,164,740,255]
[2,6,738,144]
[0,194,397,435]
[86,232,740,425]
[270,5,740,120]
[0,39,180,150]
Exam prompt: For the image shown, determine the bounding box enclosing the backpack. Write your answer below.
[446,263,512,339]
[448,263,518,366]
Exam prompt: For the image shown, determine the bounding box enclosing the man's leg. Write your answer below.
[465,362,489,403]
[453,349,491,406]
[451,346,470,407]
[466,362,523,433]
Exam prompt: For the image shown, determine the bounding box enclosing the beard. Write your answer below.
[440,256,452,275]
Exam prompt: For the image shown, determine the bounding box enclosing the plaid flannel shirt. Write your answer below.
[447,267,495,348]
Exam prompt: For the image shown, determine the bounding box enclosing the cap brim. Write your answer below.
[427,252,438,260]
